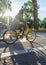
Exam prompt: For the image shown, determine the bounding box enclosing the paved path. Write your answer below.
[0,32,46,65]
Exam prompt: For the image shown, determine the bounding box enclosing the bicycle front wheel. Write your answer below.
[26,30,36,42]
[3,30,17,45]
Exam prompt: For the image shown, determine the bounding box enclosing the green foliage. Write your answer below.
[0,17,7,24]
[40,18,46,28]
[23,0,34,20]
[38,28,46,32]
[37,18,42,25]
[42,18,46,25]
[0,0,11,13]
[0,0,12,24]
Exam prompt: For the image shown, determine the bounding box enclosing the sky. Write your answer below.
[37,0,46,20]
[2,0,46,20]
[3,0,28,18]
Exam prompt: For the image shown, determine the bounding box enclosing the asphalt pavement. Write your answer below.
[0,32,46,65]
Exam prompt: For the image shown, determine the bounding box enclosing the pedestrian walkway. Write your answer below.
[0,45,46,59]
[0,33,46,59]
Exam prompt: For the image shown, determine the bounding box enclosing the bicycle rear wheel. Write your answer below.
[26,30,36,42]
[3,30,17,45]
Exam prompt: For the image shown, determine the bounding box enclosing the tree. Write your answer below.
[0,17,8,24]
[23,0,34,21]
[42,18,46,28]
[0,0,11,15]
[22,0,38,28]
[32,0,38,28]
[37,18,42,27]
[0,0,11,35]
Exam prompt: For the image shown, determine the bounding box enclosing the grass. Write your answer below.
[33,28,46,32]
[38,28,46,32]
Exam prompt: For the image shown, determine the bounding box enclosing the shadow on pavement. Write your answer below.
[0,41,46,65]
[29,41,46,50]
[0,39,26,53]
[1,51,46,65]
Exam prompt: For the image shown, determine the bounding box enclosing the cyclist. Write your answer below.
[26,19,33,28]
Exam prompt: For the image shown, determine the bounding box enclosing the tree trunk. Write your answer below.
[32,0,38,29]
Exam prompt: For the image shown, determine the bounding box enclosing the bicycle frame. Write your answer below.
[3,22,36,44]
[14,25,33,39]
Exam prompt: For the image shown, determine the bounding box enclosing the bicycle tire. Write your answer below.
[26,29,36,42]
[3,30,17,45]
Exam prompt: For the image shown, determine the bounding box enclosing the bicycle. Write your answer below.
[3,21,36,45]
